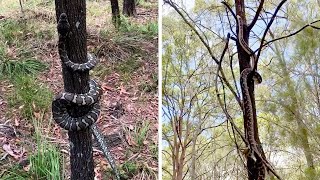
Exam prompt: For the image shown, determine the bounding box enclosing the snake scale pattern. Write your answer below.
[52,13,120,180]
[237,15,256,68]
[237,15,282,180]
[52,13,101,131]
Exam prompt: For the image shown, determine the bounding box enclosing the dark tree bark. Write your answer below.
[54,1,94,179]
[235,1,265,179]
[110,0,120,27]
[123,0,137,17]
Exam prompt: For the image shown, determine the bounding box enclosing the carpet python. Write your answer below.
[237,15,256,68]
[52,13,120,180]
[238,15,282,180]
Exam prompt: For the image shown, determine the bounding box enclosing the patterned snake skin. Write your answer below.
[52,80,102,131]
[238,15,282,180]
[52,13,120,180]
[52,13,101,131]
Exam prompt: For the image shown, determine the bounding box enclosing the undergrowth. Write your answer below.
[119,16,158,38]
[0,59,47,79]
[1,119,63,180]
[8,75,52,119]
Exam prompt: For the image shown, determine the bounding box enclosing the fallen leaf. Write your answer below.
[128,125,134,130]
[102,84,114,91]
[2,143,21,160]
[14,116,20,127]
[119,86,130,95]
[126,134,136,146]
[94,166,102,180]
[33,111,41,120]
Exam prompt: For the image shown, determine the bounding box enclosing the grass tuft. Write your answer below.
[8,76,52,119]
[30,141,62,179]
[1,119,63,180]
[116,56,141,74]
[0,19,28,45]
[0,59,47,79]
[119,17,158,38]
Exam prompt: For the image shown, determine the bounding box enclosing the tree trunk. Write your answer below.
[235,1,266,179]
[123,0,137,17]
[54,1,94,179]
[110,0,120,28]
[272,40,315,177]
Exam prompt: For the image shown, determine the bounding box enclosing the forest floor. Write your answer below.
[0,0,158,179]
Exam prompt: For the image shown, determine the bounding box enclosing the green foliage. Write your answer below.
[99,29,112,39]
[0,19,48,80]
[29,119,63,179]
[0,19,28,45]
[136,0,156,8]
[0,59,47,79]
[29,143,62,180]
[91,64,112,78]
[1,120,62,180]
[119,16,158,38]
[105,160,140,180]
[0,165,31,180]
[140,72,158,93]
[133,121,150,148]
[8,76,52,119]
[116,57,141,74]
[120,72,132,84]
[122,161,138,176]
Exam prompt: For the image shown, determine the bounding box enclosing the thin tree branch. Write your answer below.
[254,19,320,54]
[248,0,264,30]
[221,1,236,21]
[254,0,287,70]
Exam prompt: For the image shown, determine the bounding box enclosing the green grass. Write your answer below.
[104,163,136,180]
[91,63,112,78]
[0,19,29,45]
[119,17,158,38]
[0,59,47,79]
[30,141,62,179]
[122,161,139,177]
[8,75,52,119]
[1,120,63,180]
[136,0,157,8]
[138,80,158,93]
[116,57,141,74]
[130,121,150,149]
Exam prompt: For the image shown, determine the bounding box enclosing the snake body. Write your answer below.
[52,13,101,131]
[237,15,256,68]
[238,15,282,180]
[52,80,102,131]
[52,13,120,180]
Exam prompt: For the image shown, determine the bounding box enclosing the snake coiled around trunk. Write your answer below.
[52,13,101,131]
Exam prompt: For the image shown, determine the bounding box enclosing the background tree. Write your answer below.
[123,0,137,17]
[110,0,120,27]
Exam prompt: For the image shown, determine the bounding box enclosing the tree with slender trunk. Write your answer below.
[110,0,120,28]
[123,0,137,17]
[54,1,93,179]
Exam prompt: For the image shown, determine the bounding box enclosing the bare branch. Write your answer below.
[248,0,265,30]
[254,0,287,70]
[254,19,320,54]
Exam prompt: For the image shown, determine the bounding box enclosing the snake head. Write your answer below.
[57,13,70,37]
[252,71,262,84]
